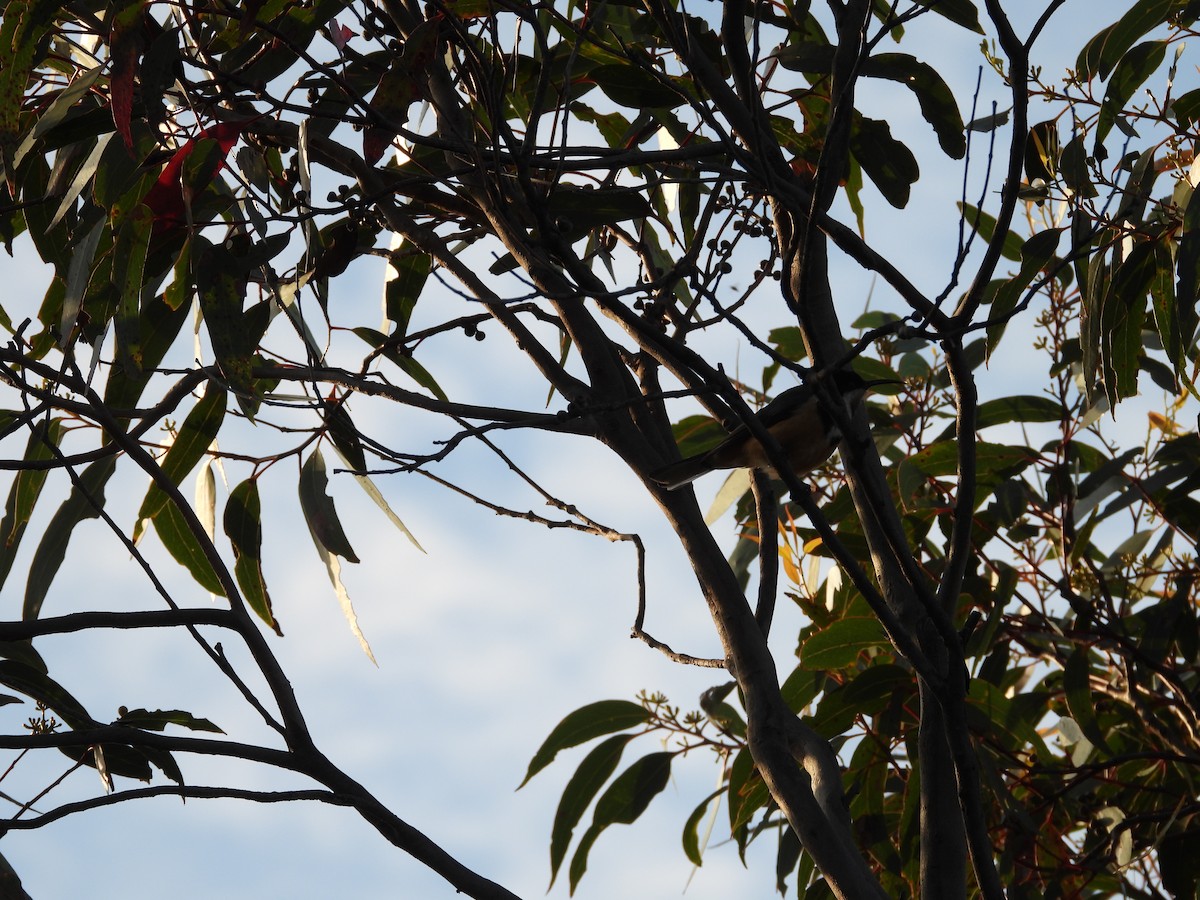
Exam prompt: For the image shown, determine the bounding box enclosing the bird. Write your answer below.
[650,370,894,491]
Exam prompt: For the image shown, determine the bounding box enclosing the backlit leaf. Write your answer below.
[522,700,650,786]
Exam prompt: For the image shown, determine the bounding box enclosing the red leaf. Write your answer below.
[142,121,245,233]
[109,1,148,156]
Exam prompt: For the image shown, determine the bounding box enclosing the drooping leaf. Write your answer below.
[1149,239,1193,380]
[150,497,227,595]
[111,202,155,377]
[522,700,650,786]
[850,115,918,209]
[104,290,192,413]
[548,734,635,887]
[568,753,672,892]
[0,0,59,188]
[1024,120,1060,186]
[135,382,227,532]
[1063,646,1112,752]
[108,0,148,156]
[0,418,63,592]
[0,659,91,728]
[681,788,723,867]
[298,448,359,563]
[353,327,446,402]
[24,456,117,620]
[299,449,374,663]
[955,207,1032,267]
[382,250,432,338]
[195,241,260,417]
[726,747,770,839]
[323,401,365,472]
[862,53,965,158]
[987,227,1064,356]
[224,478,281,634]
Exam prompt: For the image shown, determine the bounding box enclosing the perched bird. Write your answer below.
[651,370,893,490]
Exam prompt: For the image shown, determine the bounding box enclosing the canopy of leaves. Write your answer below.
[0,0,1198,898]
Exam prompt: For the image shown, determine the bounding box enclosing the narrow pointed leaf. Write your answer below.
[224,478,281,633]
[549,734,634,887]
[307,523,375,663]
[116,707,224,733]
[522,700,650,786]
[151,499,226,595]
[0,418,63,591]
[299,448,359,562]
[569,753,672,891]
[136,383,226,525]
[25,457,117,620]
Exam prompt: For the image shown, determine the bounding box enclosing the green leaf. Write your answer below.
[0,418,63,592]
[1075,0,1177,81]
[1174,185,1200,360]
[1095,40,1167,150]
[850,115,918,208]
[196,241,258,418]
[545,184,654,232]
[111,204,154,378]
[682,788,723,867]
[25,456,117,620]
[298,448,359,562]
[548,734,635,887]
[1149,239,1192,379]
[0,662,154,781]
[863,53,964,158]
[151,498,226,596]
[567,752,672,892]
[910,0,982,32]
[1063,646,1112,752]
[958,203,1023,262]
[104,291,192,413]
[521,699,650,787]
[780,665,823,713]
[966,680,1052,759]
[135,382,227,531]
[1024,120,1060,184]
[1159,827,1200,898]
[1101,240,1155,404]
[936,395,1062,441]
[352,327,448,402]
[1059,134,1097,199]
[799,617,889,670]
[592,748,676,830]
[588,64,684,109]
[1170,86,1200,127]
[727,748,769,838]
[323,402,365,472]
[0,659,91,728]
[116,708,224,733]
[384,251,431,338]
[987,227,1064,357]
[0,0,58,185]
[839,663,914,716]
[224,479,280,634]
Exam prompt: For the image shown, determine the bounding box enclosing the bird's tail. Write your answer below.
[649,452,715,490]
